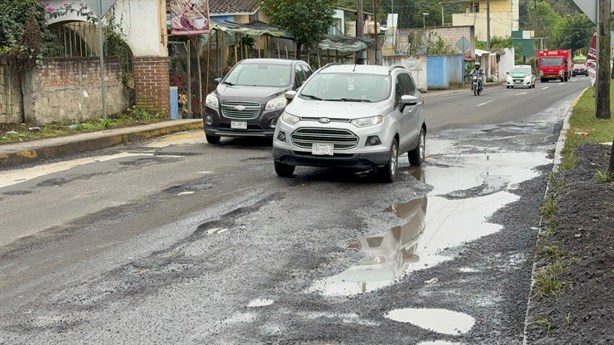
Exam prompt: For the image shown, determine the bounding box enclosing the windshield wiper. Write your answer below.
[222,81,234,86]
[301,94,323,100]
[338,98,372,103]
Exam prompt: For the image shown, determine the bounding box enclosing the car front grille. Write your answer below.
[291,127,359,150]
[221,101,261,120]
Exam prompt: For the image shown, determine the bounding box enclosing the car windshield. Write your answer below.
[540,58,563,67]
[510,67,531,76]
[223,63,292,87]
[299,73,391,102]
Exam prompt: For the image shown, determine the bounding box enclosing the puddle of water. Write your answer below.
[424,151,549,196]
[247,298,274,307]
[309,197,428,296]
[385,308,475,335]
[309,149,548,297]
[206,228,229,235]
[459,267,479,273]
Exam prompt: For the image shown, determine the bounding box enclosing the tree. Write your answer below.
[527,2,561,42]
[0,0,52,62]
[550,14,594,52]
[261,0,336,59]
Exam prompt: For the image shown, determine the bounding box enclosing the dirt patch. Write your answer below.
[526,143,614,344]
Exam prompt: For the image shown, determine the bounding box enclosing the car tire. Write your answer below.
[379,139,398,183]
[408,128,426,167]
[206,134,221,144]
[274,161,295,177]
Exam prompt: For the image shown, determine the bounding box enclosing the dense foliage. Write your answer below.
[0,0,52,61]
[261,0,336,58]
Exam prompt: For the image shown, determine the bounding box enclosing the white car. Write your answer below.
[506,65,536,89]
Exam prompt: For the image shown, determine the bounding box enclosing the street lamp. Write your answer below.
[422,13,429,31]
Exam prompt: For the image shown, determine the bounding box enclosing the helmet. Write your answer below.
[474,62,481,68]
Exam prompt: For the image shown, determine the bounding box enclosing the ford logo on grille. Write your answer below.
[235,105,246,111]
[318,117,331,124]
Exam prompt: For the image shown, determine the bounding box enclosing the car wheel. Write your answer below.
[379,139,398,183]
[408,128,426,167]
[274,160,295,177]
[205,134,221,144]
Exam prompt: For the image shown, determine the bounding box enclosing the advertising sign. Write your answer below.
[170,0,210,36]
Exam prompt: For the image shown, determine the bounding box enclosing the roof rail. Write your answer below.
[387,65,405,74]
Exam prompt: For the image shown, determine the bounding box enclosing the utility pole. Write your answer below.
[596,0,611,120]
[374,0,379,65]
[486,0,491,50]
[356,0,364,38]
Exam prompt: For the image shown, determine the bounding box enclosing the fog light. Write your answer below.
[270,117,278,128]
[204,115,213,126]
[277,131,286,142]
[366,136,381,146]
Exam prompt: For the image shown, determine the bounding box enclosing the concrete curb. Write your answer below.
[0,120,203,168]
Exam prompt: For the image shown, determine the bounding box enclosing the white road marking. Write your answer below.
[476,100,495,107]
[0,152,148,188]
[515,92,528,96]
[541,87,549,90]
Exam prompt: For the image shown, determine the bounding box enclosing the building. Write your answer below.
[452,0,519,41]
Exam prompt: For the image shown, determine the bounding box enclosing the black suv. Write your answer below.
[203,58,313,144]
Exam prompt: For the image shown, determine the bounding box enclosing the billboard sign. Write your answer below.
[170,0,210,36]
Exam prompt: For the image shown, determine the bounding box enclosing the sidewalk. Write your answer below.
[0,119,203,168]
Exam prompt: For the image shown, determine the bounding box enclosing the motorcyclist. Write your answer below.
[470,62,485,92]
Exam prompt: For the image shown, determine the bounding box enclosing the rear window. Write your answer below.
[224,63,292,87]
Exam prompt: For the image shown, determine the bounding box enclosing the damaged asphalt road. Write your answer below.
[0,84,586,344]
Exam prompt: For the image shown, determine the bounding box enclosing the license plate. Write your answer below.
[312,143,334,156]
[231,121,247,129]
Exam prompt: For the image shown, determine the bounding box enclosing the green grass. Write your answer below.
[534,262,566,297]
[0,108,167,145]
[561,84,614,171]
[531,315,557,336]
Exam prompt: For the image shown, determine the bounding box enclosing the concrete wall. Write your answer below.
[398,26,475,58]
[47,0,168,58]
[498,47,516,81]
[382,55,428,92]
[21,58,128,124]
[0,59,23,123]
[427,55,464,89]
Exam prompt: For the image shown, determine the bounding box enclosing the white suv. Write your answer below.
[272,64,426,182]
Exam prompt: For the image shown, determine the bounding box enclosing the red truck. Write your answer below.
[536,49,572,83]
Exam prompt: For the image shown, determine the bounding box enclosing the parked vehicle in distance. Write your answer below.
[203,58,313,144]
[505,65,536,88]
[536,49,572,83]
[272,63,427,182]
[572,63,587,77]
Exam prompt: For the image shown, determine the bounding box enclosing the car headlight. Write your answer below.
[351,115,383,128]
[281,111,300,125]
[205,94,218,108]
[265,96,287,111]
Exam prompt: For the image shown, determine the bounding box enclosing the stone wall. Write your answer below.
[133,57,170,114]
[21,58,129,124]
[0,59,23,123]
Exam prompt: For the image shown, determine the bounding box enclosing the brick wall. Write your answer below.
[21,57,129,124]
[132,57,170,114]
[0,59,23,123]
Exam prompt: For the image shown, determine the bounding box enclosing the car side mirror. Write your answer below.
[213,78,221,86]
[400,95,418,112]
[506,72,509,74]
[285,90,297,100]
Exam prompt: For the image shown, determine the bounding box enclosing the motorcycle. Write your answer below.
[471,75,483,96]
